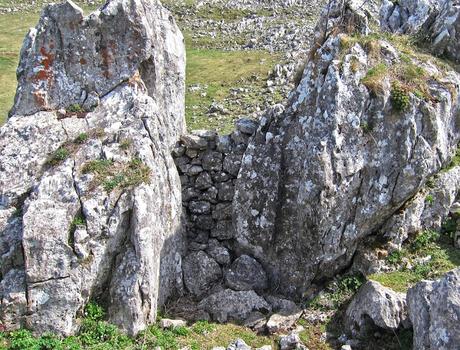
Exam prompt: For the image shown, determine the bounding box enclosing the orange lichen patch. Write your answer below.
[32,47,55,83]
[33,90,47,108]
[80,58,87,65]
[101,47,112,78]
[40,47,54,71]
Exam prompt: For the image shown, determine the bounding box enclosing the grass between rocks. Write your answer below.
[369,228,460,292]
[0,303,276,350]
[340,32,458,112]
[185,49,282,133]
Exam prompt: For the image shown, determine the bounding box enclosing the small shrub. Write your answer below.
[48,147,70,166]
[103,175,125,192]
[172,326,190,337]
[391,82,410,111]
[75,133,88,144]
[412,230,440,251]
[441,217,457,237]
[425,194,434,204]
[67,104,83,113]
[387,250,403,265]
[9,329,40,350]
[84,302,105,322]
[147,326,179,349]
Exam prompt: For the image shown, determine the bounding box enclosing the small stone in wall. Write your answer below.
[183,251,222,298]
[225,255,268,291]
[235,118,258,135]
[202,151,223,172]
[189,201,211,215]
[211,220,235,240]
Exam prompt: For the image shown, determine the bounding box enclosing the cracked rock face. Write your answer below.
[0,0,185,336]
[380,0,460,62]
[233,0,460,298]
[407,267,460,349]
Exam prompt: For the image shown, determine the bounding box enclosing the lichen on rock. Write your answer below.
[0,0,186,336]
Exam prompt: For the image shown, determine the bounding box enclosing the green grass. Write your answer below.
[370,230,460,292]
[82,158,151,192]
[185,49,282,133]
[0,306,275,350]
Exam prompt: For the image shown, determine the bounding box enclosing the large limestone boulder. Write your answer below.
[407,268,460,349]
[345,281,409,337]
[0,0,185,336]
[233,0,460,298]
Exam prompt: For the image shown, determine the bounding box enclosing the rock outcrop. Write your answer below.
[345,281,409,337]
[233,0,460,298]
[381,0,460,62]
[407,267,460,350]
[0,0,185,336]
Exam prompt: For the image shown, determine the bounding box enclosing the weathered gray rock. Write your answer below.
[380,0,460,62]
[380,166,460,249]
[266,312,302,334]
[225,255,268,291]
[345,281,409,337]
[233,0,460,298]
[279,332,302,350]
[0,0,186,336]
[407,268,460,349]
[160,318,187,329]
[183,251,222,297]
[227,339,251,350]
[198,289,271,323]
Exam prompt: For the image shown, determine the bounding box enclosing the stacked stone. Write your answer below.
[173,119,258,248]
[172,118,259,296]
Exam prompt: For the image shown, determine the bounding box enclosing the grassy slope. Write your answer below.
[186,49,281,133]
[0,11,38,123]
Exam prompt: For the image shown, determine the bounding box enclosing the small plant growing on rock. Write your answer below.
[67,104,84,113]
[48,146,70,166]
[361,63,388,94]
[82,158,151,192]
[75,132,88,144]
[119,139,132,150]
[390,82,410,111]
[425,194,434,205]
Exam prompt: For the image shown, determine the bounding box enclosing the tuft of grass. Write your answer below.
[47,147,70,166]
[82,158,151,193]
[67,104,84,114]
[370,230,460,292]
[361,63,388,94]
[306,274,365,312]
[75,133,88,144]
